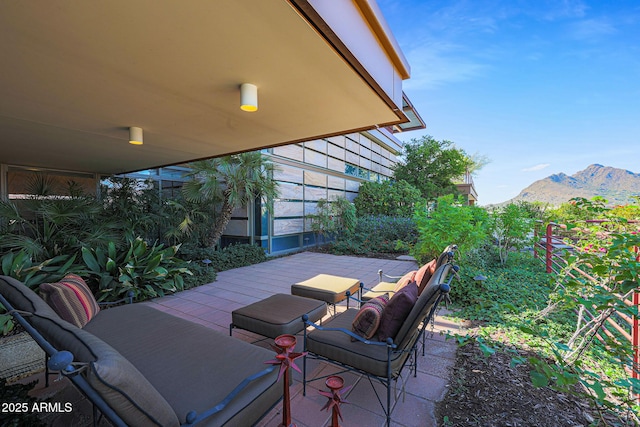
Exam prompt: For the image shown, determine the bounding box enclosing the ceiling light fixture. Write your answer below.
[240,83,258,112]
[129,126,143,145]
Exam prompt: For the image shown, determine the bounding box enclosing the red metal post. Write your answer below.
[545,223,554,273]
[634,246,640,397]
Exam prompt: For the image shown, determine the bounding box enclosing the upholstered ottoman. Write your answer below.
[230,293,327,339]
[291,274,362,313]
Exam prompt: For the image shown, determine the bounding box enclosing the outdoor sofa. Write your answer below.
[0,275,282,427]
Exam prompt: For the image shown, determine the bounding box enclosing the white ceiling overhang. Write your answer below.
[0,0,411,175]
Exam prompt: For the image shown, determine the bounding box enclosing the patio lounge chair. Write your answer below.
[0,276,282,427]
[361,244,457,301]
[302,256,458,426]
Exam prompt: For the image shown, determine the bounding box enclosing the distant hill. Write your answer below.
[506,164,640,206]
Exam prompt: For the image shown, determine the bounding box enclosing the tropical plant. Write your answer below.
[353,180,424,217]
[393,135,469,201]
[0,176,115,261]
[81,237,192,301]
[0,250,80,335]
[182,152,279,248]
[1,250,79,288]
[412,194,489,263]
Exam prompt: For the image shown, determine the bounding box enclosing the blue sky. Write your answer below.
[377,0,640,205]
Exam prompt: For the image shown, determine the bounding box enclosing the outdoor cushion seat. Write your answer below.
[0,276,282,427]
[230,293,326,339]
[84,304,282,426]
[303,259,457,427]
[291,274,361,305]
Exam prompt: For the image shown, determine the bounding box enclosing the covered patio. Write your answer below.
[25,251,463,427]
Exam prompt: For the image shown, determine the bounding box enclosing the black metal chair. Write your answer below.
[302,260,458,426]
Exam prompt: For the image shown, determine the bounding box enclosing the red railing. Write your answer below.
[535,221,640,390]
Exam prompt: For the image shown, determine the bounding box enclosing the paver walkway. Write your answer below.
[25,251,465,427]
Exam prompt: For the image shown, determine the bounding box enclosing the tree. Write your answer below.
[393,136,468,201]
[353,180,425,217]
[489,203,534,265]
[182,152,279,248]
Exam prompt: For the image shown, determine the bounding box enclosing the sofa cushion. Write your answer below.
[84,304,281,426]
[0,275,62,319]
[393,270,417,293]
[395,263,452,349]
[414,260,437,296]
[351,293,389,340]
[83,329,180,427]
[306,308,410,378]
[40,274,100,328]
[377,281,418,342]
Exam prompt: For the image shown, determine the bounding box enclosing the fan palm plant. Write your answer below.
[182,152,279,248]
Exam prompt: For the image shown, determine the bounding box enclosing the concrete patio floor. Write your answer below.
[26,251,465,427]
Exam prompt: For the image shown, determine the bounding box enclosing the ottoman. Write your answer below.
[291,274,362,313]
[230,294,327,339]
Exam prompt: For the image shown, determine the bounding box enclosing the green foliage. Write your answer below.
[308,197,356,244]
[353,180,425,217]
[412,195,489,264]
[393,135,468,201]
[449,223,640,422]
[1,250,79,288]
[0,249,78,335]
[99,177,164,244]
[81,237,192,301]
[489,203,536,265]
[0,185,113,262]
[182,152,279,247]
[329,215,417,256]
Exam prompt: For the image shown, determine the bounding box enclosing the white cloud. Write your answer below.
[522,163,551,172]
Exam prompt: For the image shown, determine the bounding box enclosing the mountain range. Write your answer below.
[506,164,640,206]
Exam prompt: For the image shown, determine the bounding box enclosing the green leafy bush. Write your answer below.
[353,180,425,217]
[82,237,192,301]
[412,194,489,263]
[180,243,267,273]
[308,197,356,244]
[329,215,417,255]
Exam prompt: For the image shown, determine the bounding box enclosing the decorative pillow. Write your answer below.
[40,274,100,328]
[415,259,437,296]
[351,293,390,341]
[377,281,418,342]
[393,270,417,293]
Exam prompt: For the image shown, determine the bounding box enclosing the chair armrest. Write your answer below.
[182,365,277,426]
[302,316,396,348]
[377,269,402,283]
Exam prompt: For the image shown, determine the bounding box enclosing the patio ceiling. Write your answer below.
[0,0,410,175]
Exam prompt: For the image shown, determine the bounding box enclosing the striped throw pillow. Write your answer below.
[351,293,390,341]
[40,274,100,328]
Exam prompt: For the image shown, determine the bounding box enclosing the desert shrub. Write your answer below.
[354,180,425,217]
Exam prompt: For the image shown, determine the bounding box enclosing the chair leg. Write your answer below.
[386,377,391,427]
[302,328,307,396]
